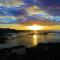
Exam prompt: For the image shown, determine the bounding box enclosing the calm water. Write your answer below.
[0,32,60,49]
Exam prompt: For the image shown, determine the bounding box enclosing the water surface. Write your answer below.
[0,32,60,49]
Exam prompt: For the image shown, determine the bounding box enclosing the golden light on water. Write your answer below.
[28,25,43,30]
[33,35,37,45]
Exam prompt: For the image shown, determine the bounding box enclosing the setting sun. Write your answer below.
[28,25,43,30]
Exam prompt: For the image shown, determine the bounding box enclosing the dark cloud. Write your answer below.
[0,6,27,16]
[0,0,60,23]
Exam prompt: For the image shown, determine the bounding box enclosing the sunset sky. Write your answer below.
[0,0,60,30]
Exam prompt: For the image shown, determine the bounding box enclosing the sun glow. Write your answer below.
[28,25,43,30]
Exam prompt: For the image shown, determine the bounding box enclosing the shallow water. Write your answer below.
[0,32,60,49]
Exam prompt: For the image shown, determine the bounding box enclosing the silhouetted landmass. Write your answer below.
[0,28,20,33]
[0,43,60,60]
[25,43,60,60]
